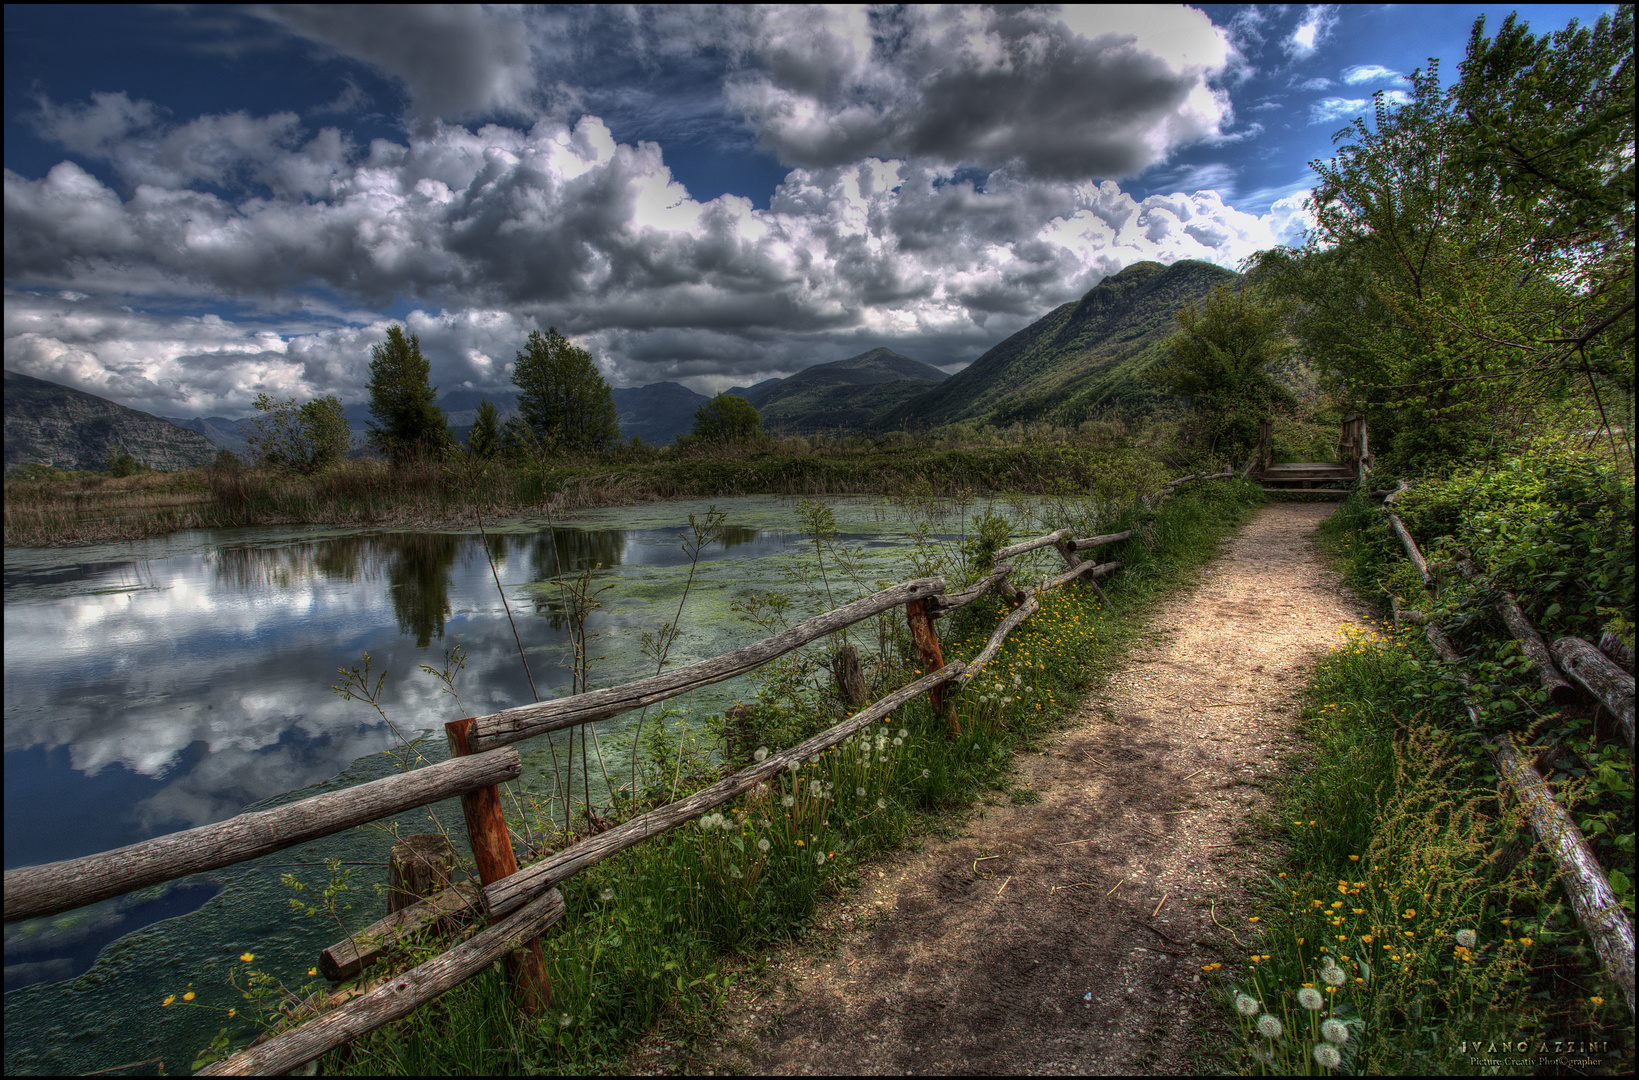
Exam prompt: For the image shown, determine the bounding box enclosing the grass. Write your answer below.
[1205,467,1634,1075]
[183,475,1267,1075]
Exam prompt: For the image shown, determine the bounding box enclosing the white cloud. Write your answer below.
[1284,6,1338,60]
[1341,64,1405,85]
[7,92,1310,413]
[1308,97,1370,125]
[1294,76,1334,91]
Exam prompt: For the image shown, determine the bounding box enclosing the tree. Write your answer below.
[246,393,351,474]
[466,398,502,459]
[691,393,762,444]
[367,326,450,464]
[1250,6,1634,471]
[1147,284,1298,456]
[511,328,619,453]
[103,444,142,477]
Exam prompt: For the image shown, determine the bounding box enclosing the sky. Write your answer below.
[2,3,1618,420]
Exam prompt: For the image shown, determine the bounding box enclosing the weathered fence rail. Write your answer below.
[8,471,1249,1073]
[1384,496,1636,1015]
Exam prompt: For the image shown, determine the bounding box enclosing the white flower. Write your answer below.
[782,795,795,808]
[1235,993,1260,1016]
[599,888,615,902]
[856,787,866,798]
[1455,928,1477,948]
[1321,1018,1349,1045]
[757,838,770,852]
[1297,987,1324,1010]
[815,852,827,865]
[1313,1043,1341,1069]
[892,737,903,746]
[898,729,908,739]
[1321,965,1346,987]
[922,769,930,778]
[754,746,769,762]
[1257,1014,1283,1039]
[876,797,887,809]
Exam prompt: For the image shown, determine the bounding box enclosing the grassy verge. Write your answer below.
[4,432,1198,548]
[1208,458,1633,1076]
[191,478,1265,1075]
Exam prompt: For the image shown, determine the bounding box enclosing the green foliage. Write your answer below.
[1148,283,1298,456]
[512,328,620,453]
[465,398,502,460]
[690,392,762,444]
[1252,6,1635,474]
[102,443,143,477]
[367,327,450,465]
[246,393,350,474]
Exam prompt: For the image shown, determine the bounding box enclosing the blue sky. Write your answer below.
[2,4,1616,418]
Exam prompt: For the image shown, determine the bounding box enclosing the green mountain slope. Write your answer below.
[745,348,949,433]
[882,259,1239,429]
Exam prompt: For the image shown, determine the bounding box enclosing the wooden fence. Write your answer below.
[3,476,1242,1075]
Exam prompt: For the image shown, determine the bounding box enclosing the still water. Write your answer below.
[3,495,1010,1075]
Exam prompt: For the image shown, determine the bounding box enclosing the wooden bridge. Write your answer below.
[1249,415,1369,498]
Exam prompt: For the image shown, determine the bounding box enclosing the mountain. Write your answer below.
[727,348,950,433]
[608,382,712,445]
[161,415,255,456]
[882,259,1240,429]
[5,370,217,472]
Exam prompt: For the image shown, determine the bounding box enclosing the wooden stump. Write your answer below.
[832,644,869,709]
[905,598,955,735]
[387,834,455,915]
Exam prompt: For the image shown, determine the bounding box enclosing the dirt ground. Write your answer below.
[642,501,1371,1075]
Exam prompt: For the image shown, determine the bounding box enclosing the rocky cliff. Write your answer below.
[4,370,217,472]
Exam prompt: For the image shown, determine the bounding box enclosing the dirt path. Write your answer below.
[675,502,1370,1076]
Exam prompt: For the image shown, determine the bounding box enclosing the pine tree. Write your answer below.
[511,328,620,453]
[467,398,502,459]
[367,326,450,464]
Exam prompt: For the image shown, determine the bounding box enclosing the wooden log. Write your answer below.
[831,643,869,709]
[1386,512,1434,591]
[1382,478,1413,506]
[387,834,455,916]
[200,887,567,1076]
[1552,637,1636,752]
[905,597,950,728]
[1600,630,1636,675]
[993,529,1069,561]
[1054,538,1109,606]
[956,595,1039,689]
[1039,559,1120,594]
[1452,558,1577,705]
[1429,612,1636,1015]
[485,662,966,919]
[446,719,550,1014]
[461,577,945,753]
[320,883,482,982]
[1070,530,1133,551]
[928,564,1014,618]
[4,748,521,924]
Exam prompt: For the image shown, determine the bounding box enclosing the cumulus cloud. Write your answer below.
[1284,6,1338,60]
[8,85,1307,413]
[724,5,1237,180]
[1308,97,1370,125]
[256,4,555,121]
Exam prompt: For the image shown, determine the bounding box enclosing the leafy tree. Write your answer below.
[103,444,142,477]
[691,393,762,444]
[1147,284,1298,456]
[466,398,502,460]
[511,328,620,453]
[245,393,351,474]
[367,326,450,464]
[1250,6,1633,472]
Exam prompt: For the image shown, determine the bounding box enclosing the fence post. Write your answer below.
[445,717,552,1014]
[1259,419,1273,471]
[905,598,958,736]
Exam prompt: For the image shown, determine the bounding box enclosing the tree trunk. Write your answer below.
[1599,630,1635,675]
[905,597,952,731]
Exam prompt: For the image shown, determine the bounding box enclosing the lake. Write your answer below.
[3,494,1028,1075]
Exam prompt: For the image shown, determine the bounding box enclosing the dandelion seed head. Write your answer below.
[1297,986,1324,1010]
[782,795,795,808]
[856,787,866,798]
[1455,929,1477,948]
[1321,965,1346,986]
[1235,993,1260,1016]
[1313,1043,1341,1068]
[754,746,769,762]
[1321,1018,1349,1045]
[1257,1014,1283,1038]
[758,838,770,852]
[600,888,615,902]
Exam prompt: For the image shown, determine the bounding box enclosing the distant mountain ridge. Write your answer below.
[5,369,217,472]
[881,259,1240,429]
[727,347,950,433]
